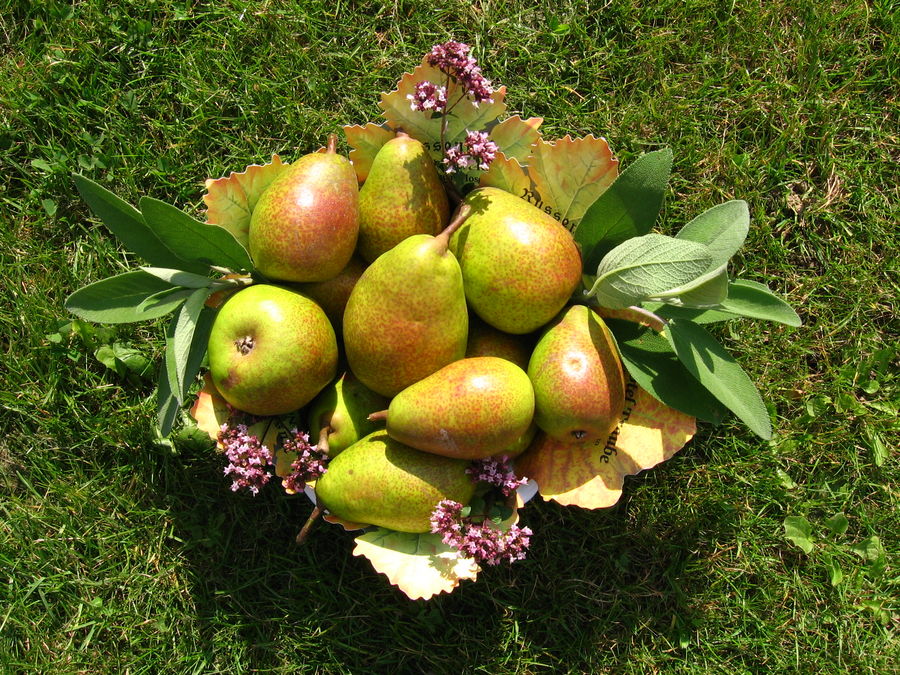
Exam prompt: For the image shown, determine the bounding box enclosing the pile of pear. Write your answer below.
[206,132,626,533]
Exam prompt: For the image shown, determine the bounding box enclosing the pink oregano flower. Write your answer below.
[220,422,274,496]
[444,130,498,173]
[407,81,448,112]
[429,499,532,566]
[466,454,527,496]
[426,40,494,105]
[281,429,328,493]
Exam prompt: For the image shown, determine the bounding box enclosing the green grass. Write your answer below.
[1,0,897,672]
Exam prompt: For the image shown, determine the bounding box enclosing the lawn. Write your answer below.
[1,1,897,672]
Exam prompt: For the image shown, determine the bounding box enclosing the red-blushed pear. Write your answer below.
[207,284,338,416]
[249,135,359,283]
[342,207,470,398]
[357,131,449,263]
[298,255,367,338]
[527,304,626,443]
[314,432,476,533]
[449,187,582,334]
[307,371,389,457]
[369,356,535,460]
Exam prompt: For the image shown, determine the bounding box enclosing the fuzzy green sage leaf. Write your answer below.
[587,233,712,309]
[66,270,187,324]
[166,289,215,404]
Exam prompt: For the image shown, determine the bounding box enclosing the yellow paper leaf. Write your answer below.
[189,374,231,446]
[527,135,618,230]
[484,115,543,162]
[353,529,480,600]
[379,58,507,161]
[516,382,695,509]
[478,153,531,196]
[343,123,396,184]
[323,513,369,531]
[202,155,289,247]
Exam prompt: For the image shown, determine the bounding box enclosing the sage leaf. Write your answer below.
[167,288,214,404]
[664,319,773,439]
[72,174,208,274]
[675,200,749,267]
[783,516,814,554]
[719,279,802,326]
[606,318,727,423]
[641,302,738,324]
[65,270,186,323]
[140,267,216,289]
[157,359,180,437]
[575,148,673,270]
[139,197,253,271]
[588,234,712,309]
[651,265,730,307]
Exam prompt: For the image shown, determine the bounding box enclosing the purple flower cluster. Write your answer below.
[426,41,494,105]
[407,81,448,112]
[281,429,328,493]
[220,423,274,496]
[466,455,527,496]
[430,499,533,566]
[443,130,498,173]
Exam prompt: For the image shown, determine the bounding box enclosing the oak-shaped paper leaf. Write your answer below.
[527,135,618,229]
[188,375,279,453]
[203,155,289,247]
[379,58,507,160]
[353,529,480,600]
[478,153,531,196]
[484,115,543,162]
[343,123,396,183]
[515,384,695,509]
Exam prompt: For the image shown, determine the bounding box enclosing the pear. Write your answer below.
[314,432,475,533]
[307,372,389,457]
[527,304,626,443]
[298,255,367,335]
[371,356,535,460]
[449,187,582,334]
[249,135,359,283]
[207,284,338,416]
[342,209,470,397]
[465,313,535,371]
[357,131,449,262]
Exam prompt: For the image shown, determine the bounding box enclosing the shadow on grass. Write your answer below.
[142,431,739,671]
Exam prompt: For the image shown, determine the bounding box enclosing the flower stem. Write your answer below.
[295,505,322,545]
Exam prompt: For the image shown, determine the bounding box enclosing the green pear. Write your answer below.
[373,356,535,460]
[207,284,338,416]
[465,313,535,371]
[249,135,359,283]
[527,304,626,443]
[314,432,475,533]
[298,255,367,335]
[307,372,389,457]
[342,210,470,397]
[357,131,449,262]
[449,187,582,334]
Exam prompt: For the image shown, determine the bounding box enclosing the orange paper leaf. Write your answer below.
[343,123,396,184]
[478,153,531,196]
[203,155,290,247]
[379,59,507,161]
[484,115,543,162]
[189,374,231,446]
[516,383,695,509]
[527,135,618,230]
[353,529,480,600]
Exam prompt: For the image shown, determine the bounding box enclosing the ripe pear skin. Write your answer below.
[342,225,468,398]
[379,357,535,460]
[449,187,583,335]
[314,432,475,533]
[527,304,626,443]
[249,138,359,283]
[357,132,449,263]
[207,284,338,416]
[465,314,535,371]
[307,372,389,457]
[298,255,367,335]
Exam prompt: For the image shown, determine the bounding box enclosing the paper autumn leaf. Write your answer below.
[189,375,279,454]
[515,383,695,509]
[343,123,395,183]
[484,115,543,162]
[479,153,531,196]
[527,135,618,229]
[353,528,480,600]
[379,58,507,161]
[203,155,289,247]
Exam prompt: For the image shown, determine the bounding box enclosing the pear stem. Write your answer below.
[367,410,388,423]
[433,203,472,253]
[325,133,337,154]
[295,505,322,545]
